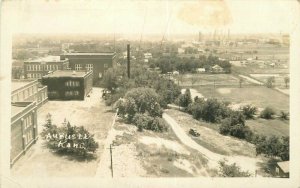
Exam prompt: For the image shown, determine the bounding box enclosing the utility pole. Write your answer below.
[127,44,130,79]
[107,144,115,178]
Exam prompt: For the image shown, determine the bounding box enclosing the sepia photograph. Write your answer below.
[1,0,300,187]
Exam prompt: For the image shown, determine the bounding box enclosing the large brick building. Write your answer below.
[11,101,38,166]
[10,80,47,166]
[41,70,93,100]
[24,56,69,79]
[60,52,116,83]
[11,80,48,107]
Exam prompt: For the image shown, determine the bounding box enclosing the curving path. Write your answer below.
[163,113,261,174]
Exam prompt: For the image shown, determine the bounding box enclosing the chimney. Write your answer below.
[127,44,130,78]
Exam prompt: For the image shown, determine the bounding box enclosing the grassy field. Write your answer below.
[194,86,289,113]
[178,73,253,87]
[11,88,116,177]
[247,119,289,137]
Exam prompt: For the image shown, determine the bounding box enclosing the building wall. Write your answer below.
[24,60,69,79]
[12,80,48,107]
[42,73,93,100]
[11,102,38,166]
[60,54,115,83]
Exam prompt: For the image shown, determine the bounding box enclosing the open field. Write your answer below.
[178,73,253,87]
[11,88,116,177]
[250,73,289,89]
[106,118,218,177]
[165,109,256,157]
[193,86,289,113]
[247,119,289,137]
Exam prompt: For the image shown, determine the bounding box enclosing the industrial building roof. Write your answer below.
[42,70,91,78]
[62,52,115,56]
[25,56,66,63]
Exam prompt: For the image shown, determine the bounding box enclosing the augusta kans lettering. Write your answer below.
[45,133,89,149]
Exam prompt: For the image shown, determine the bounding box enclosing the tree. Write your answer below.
[191,76,198,86]
[280,111,289,120]
[284,76,289,88]
[241,105,257,119]
[219,111,252,139]
[116,87,163,122]
[41,119,99,157]
[239,77,244,88]
[218,159,251,177]
[260,107,275,119]
[178,89,193,108]
[266,76,275,88]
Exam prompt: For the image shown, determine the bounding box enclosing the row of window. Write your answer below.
[65,80,80,87]
[12,85,38,102]
[23,114,33,130]
[74,64,108,71]
[27,64,60,71]
[24,130,33,145]
[65,91,80,97]
[27,73,42,79]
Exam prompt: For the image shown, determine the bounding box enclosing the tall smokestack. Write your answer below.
[127,44,130,78]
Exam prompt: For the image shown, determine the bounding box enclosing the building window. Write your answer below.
[65,80,80,87]
[27,65,31,71]
[48,91,58,98]
[75,64,82,70]
[86,64,93,71]
[74,91,79,96]
[65,91,73,97]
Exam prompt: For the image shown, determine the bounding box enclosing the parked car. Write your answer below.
[189,128,200,137]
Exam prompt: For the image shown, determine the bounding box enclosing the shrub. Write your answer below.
[255,135,289,161]
[132,113,168,132]
[219,111,252,139]
[260,107,275,119]
[178,88,193,108]
[218,159,251,177]
[280,111,289,120]
[241,105,257,119]
[41,118,99,157]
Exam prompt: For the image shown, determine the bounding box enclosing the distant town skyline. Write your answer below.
[2,0,298,36]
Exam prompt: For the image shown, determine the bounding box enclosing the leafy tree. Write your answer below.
[218,159,251,177]
[219,111,252,139]
[41,119,99,157]
[241,105,257,119]
[284,77,289,88]
[280,111,289,120]
[266,76,275,88]
[255,136,289,161]
[239,77,244,88]
[260,107,276,119]
[178,89,193,108]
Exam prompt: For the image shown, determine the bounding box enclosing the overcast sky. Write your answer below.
[2,0,299,36]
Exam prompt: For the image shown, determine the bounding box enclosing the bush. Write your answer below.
[132,113,168,132]
[241,105,257,119]
[41,117,99,157]
[260,107,276,119]
[178,88,192,108]
[280,111,289,120]
[255,135,289,161]
[219,111,252,139]
[218,159,251,177]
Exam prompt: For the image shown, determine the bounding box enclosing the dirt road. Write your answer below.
[163,113,261,175]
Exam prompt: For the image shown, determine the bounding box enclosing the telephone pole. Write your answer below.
[107,144,115,177]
